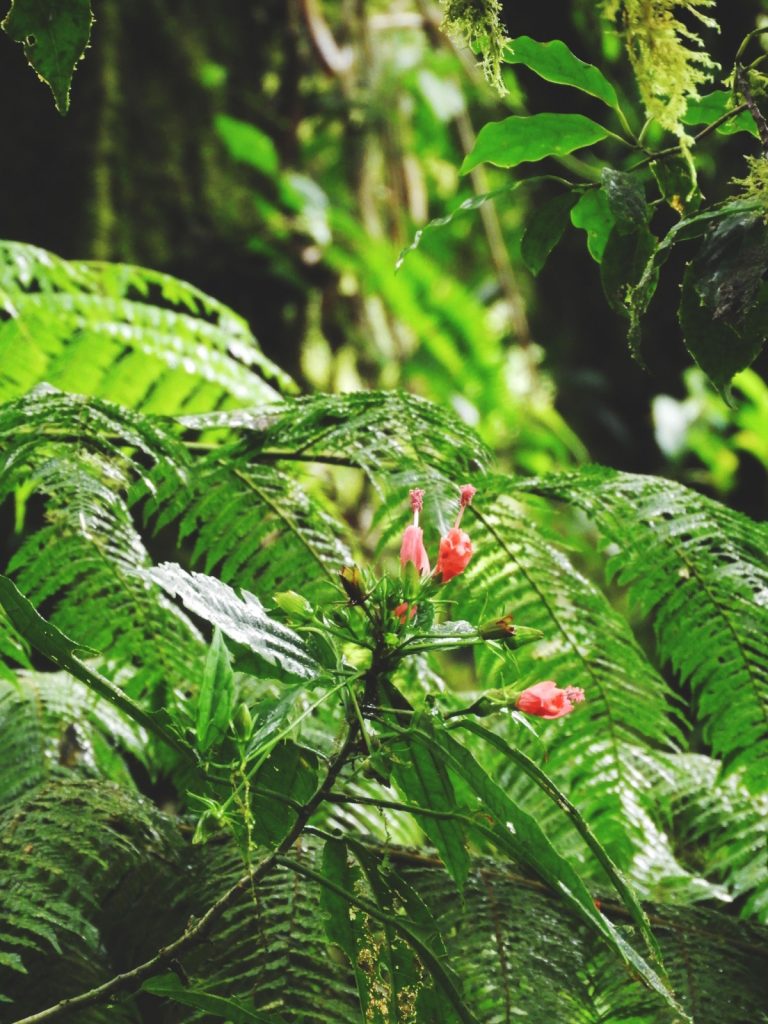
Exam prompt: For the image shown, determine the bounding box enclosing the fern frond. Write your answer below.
[519,467,768,791]
[179,390,491,485]
[455,478,681,871]
[140,454,352,599]
[0,388,203,699]
[0,670,146,811]
[632,750,768,921]
[0,240,291,414]
[0,777,185,1015]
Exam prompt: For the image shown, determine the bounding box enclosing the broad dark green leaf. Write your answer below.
[504,36,621,112]
[147,563,320,679]
[142,973,283,1023]
[2,0,93,114]
[627,199,762,361]
[0,573,190,757]
[390,722,470,889]
[679,270,768,402]
[197,628,235,754]
[601,169,648,234]
[521,191,580,275]
[570,188,614,262]
[601,225,657,317]
[651,158,701,216]
[461,113,609,174]
[320,838,362,966]
[677,213,768,398]
[683,90,758,137]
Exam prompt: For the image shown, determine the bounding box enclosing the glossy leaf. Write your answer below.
[2,0,93,114]
[196,628,235,754]
[678,213,768,399]
[147,563,320,679]
[504,36,622,112]
[521,191,580,275]
[461,113,610,174]
[601,168,649,234]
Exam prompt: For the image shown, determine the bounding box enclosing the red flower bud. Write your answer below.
[436,527,473,583]
[393,601,417,624]
[515,681,585,720]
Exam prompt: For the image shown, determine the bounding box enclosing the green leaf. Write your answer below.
[678,213,768,399]
[197,628,235,754]
[320,838,364,967]
[461,113,610,174]
[397,180,548,268]
[627,199,762,362]
[215,114,280,175]
[0,574,191,757]
[683,90,759,138]
[651,158,701,215]
[601,225,657,317]
[390,721,470,889]
[680,271,768,403]
[521,191,580,275]
[278,851,480,1024]
[142,973,283,1023]
[504,36,622,112]
[570,188,615,262]
[146,563,320,680]
[2,0,93,114]
[601,169,649,234]
[456,720,665,973]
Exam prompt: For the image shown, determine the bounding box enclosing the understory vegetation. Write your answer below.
[0,2,766,1022]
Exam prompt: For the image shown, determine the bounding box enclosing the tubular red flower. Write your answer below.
[436,527,473,583]
[515,681,585,720]
[400,524,430,576]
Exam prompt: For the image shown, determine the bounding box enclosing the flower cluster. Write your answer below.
[399,484,476,583]
[394,483,585,721]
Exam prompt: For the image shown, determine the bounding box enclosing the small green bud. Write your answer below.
[232,702,253,741]
[192,808,224,844]
[478,616,544,648]
[274,590,313,619]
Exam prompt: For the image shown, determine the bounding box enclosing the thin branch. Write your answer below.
[9,722,360,1024]
[628,102,749,174]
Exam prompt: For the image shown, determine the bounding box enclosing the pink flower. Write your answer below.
[393,601,417,624]
[436,527,473,583]
[400,525,430,576]
[515,681,585,720]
